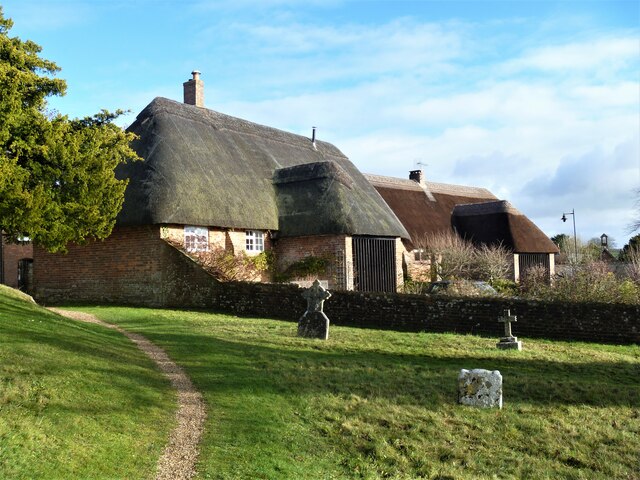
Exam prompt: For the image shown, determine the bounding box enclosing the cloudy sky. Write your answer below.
[3,0,639,246]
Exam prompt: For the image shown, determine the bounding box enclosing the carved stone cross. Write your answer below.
[298,279,331,340]
[302,279,331,313]
[497,308,522,350]
[498,309,517,339]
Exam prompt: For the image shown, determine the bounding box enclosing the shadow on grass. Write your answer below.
[1,301,171,413]
[136,330,640,409]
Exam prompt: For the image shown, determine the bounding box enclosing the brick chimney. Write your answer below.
[183,70,204,107]
[409,169,425,186]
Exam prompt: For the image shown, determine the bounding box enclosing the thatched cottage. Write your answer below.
[366,170,559,282]
[33,73,408,304]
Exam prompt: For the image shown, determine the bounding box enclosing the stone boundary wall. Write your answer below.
[36,237,639,344]
[191,282,639,344]
[162,248,639,344]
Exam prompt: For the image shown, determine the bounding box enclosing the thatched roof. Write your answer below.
[366,173,557,254]
[117,97,408,239]
[452,201,559,253]
[365,174,496,248]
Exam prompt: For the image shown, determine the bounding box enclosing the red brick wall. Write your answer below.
[274,235,353,290]
[1,239,33,289]
[33,225,168,305]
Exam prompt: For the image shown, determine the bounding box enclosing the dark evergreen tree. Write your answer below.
[0,8,139,252]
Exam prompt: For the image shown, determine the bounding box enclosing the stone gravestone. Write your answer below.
[497,309,523,350]
[458,369,503,409]
[297,279,331,340]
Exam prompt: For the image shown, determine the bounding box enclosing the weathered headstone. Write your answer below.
[297,279,331,340]
[497,309,522,350]
[458,369,503,409]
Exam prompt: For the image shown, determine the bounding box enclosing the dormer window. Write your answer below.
[245,230,264,252]
[184,226,208,252]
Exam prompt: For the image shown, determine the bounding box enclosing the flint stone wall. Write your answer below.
[34,234,640,344]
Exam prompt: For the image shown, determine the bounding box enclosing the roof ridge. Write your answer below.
[453,200,521,216]
[144,97,347,159]
[364,173,423,190]
[364,173,497,199]
[425,181,497,198]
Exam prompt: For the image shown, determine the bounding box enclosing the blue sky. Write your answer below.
[3,0,639,246]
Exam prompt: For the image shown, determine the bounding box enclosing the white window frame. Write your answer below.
[245,230,264,253]
[184,226,209,253]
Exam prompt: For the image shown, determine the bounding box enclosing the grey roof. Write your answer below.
[117,97,408,239]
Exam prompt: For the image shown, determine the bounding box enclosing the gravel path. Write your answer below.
[48,308,207,480]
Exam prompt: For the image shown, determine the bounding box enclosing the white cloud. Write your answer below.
[199,18,465,90]
[503,36,639,74]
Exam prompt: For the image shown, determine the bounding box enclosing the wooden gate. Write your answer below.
[352,237,396,292]
[17,258,33,292]
[519,253,550,279]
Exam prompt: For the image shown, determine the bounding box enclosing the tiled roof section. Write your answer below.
[117,97,408,239]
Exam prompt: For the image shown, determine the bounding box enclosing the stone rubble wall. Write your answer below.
[33,226,639,344]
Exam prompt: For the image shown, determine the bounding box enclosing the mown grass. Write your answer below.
[78,305,640,480]
[0,287,175,480]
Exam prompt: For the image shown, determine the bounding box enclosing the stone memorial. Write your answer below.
[497,309,523,350]
[458,369,503,409]
[297,279,331,340]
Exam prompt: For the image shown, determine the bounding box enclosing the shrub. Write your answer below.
[165,239,272,282]
[277,255,332,282]
[521,261,640,304]
[490,278,518,296]
[400,280,430,295]
[413,232,512,282]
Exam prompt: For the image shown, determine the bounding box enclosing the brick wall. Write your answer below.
[160,224,226,250]
[33,225,168,305]
[274,235,353,290]
[33,228,639,344]
[132,249,640,344]
[1,238,33,288]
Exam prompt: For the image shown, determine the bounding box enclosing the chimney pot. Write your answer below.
[183,70,205,107]
[409,169,424,185]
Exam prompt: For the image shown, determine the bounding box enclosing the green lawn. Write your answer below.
[0,287,175,480]
[75,305,639,480]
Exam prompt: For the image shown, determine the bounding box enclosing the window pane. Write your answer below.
[185,226,209,252]
[246,230,264,252]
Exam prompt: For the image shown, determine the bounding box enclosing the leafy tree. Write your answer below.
[619,234,640,261]
[550,233,569,247]
[0,9,139,252]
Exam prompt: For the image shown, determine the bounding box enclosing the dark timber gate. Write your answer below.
[518,253,550,279]
[352,237,396,292]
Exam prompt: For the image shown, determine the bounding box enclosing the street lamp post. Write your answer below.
[561,209,578,263]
